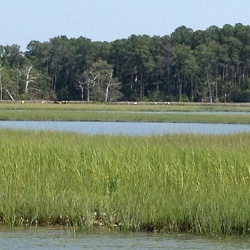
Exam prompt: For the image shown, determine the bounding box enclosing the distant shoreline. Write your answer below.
[1,100,250,107]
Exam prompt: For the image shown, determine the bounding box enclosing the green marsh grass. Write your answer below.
[1,129,250,235]
[0,103,250,123]
[1,102,250,112]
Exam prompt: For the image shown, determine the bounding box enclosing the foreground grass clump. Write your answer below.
[1,129,250,235]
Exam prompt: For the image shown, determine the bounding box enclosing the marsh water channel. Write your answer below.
[1,120,250,135]
[1,229,250,250]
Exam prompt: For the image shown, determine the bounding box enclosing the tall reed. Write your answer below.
[1,129,250,235]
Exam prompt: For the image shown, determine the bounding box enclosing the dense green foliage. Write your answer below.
[1,23,250,103]
[1,130,250,235]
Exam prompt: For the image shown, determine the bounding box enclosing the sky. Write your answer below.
[1,0,250,51]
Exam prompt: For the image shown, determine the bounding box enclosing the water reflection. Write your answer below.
[1,121,250,135]
[1,229,250,250]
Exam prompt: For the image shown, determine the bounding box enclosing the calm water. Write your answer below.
[1,121,250,135]
[1,229,250,250]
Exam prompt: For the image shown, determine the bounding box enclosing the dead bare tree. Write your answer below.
[105,72,115,102]
[24,66,37,93]
[0,66,4,100]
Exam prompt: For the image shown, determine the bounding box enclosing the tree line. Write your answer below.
[1,23,250,102]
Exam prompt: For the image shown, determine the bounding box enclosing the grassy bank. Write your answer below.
[1,129,250,235]
[0,103,250,123]
[1,102,250,112]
